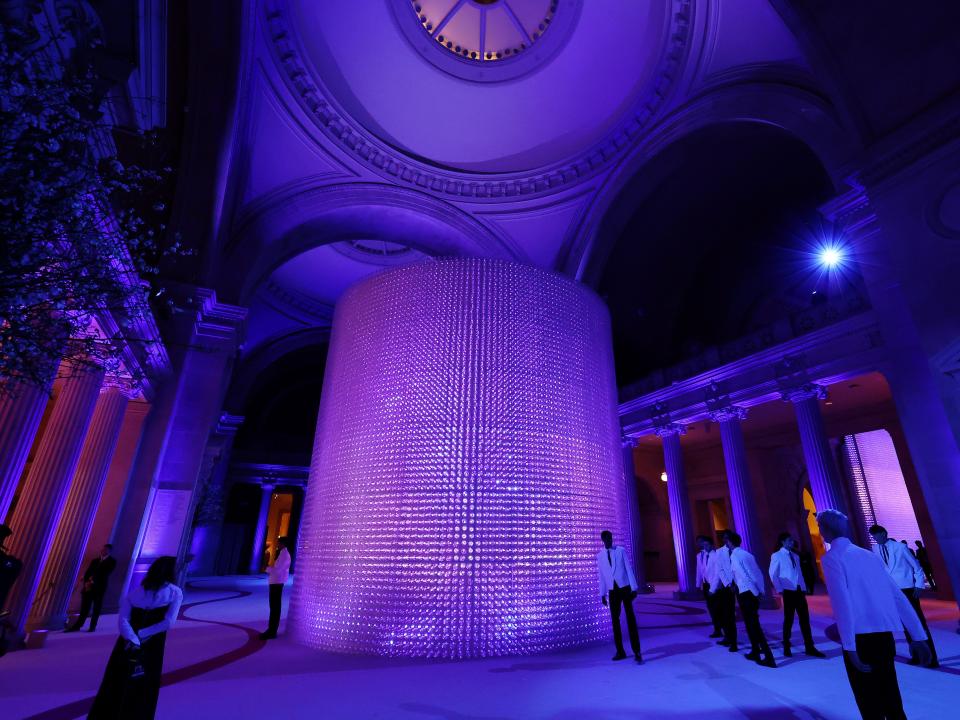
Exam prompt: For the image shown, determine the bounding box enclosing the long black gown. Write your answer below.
[88,605,169,719]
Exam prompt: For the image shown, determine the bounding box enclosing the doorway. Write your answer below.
[262,491,294,569]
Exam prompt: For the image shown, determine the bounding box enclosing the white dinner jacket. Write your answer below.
[873,540,925,590]
[730,546,765,596]
[708,546,735,593]
[768,547,807,593]
[596,545,638,598]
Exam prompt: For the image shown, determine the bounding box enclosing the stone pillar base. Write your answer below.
[673,589,705,601]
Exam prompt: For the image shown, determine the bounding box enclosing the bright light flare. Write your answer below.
[818,246,843,269]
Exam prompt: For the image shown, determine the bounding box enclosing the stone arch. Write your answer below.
[563,81,859,285]
[218,181,520,306]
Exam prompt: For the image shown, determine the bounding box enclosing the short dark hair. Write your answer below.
[776,532,792,548]
[726,532,742,547]
[695,535,712,544]
[103,543,113,550]
[142,556,177,592]
[277,536,292,551]
[869,524,887,535]
[600,530,613,542]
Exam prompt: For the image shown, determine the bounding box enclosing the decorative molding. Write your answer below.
[780,383,828,404]
[215,412,245,437]
[192,287,248,344]
[263,279,335,324]
[262,0,692,202]
[619,311,885,437]
[707,405,747,423]
[653,422,687,438]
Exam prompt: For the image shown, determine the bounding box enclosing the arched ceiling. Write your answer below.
[286,0,672,173]
[598,122,838,385]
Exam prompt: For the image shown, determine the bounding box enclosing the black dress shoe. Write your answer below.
[804,646,825,658]
[64,627,79,633]
[709,631,724,638]
[758,656,777,668]
[634,654,643,664]
[783,643,792,658]
[717,639,731,646]
[727,644,739,653]
[612,652,628,661]
[744,651,761,661]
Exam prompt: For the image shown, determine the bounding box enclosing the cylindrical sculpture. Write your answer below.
[290,258,629,657]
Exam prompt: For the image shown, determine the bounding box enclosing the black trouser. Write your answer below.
[737,591,771,656]
[71,587,106,630]
[901,588,938,664]
[267,583,283,635]
[715,585,737,646]
[702,582,722,633]
[843,632,905,720]
[781,589,814,648]
[609,585,641,655]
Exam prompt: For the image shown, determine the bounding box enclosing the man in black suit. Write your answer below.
[66,544,116,632]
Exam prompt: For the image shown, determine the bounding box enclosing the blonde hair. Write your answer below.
[816,509,850,539]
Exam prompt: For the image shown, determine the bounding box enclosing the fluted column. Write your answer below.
[4,362,104,636]
[784,384,850,516]
[621,437,646,591]
[249,482,275,573]
[710,406,764,557]
[656,423,698,597]
[0,380,52,520]
[31,385,129,628]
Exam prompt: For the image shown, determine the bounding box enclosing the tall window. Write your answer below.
[842,429,924,546]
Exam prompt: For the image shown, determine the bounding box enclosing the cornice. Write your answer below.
[262,0,692,203]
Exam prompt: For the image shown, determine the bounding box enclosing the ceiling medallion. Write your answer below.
[412,0,556,62]
[395,0,580,83]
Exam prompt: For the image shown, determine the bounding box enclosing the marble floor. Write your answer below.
[1,577,958,719]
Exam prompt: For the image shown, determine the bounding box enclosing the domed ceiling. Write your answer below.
[285,0,675,173]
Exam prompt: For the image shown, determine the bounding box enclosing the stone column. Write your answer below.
[783,384,850,516]
[250,482,275,574]
[656,423,698,598]
[710,406,763,557]
[621,437,647,591]
[30,384,130,629]
[76,399,151,615]
[4,361,104,636]
[121,288,245,595]
[0,380,52,520]
[187,412,243,577]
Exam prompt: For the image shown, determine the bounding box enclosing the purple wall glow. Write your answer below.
[289,258,629,657]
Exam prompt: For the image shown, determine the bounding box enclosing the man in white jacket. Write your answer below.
[260,536,292,640]
[819,511,931,718]
[596,530,642,663]
[769,532,824,658]
[726,531,776,668]
[869,524,939,668]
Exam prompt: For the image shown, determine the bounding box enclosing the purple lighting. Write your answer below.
[289,257,629,658]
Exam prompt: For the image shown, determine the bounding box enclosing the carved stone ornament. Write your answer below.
[707,406,748,423]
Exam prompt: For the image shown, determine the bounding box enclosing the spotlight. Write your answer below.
[819,246,843,268]
[660,471,668,483]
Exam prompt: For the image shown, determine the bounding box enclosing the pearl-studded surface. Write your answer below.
[289,258,629,657]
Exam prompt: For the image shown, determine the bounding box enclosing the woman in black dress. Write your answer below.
[88,556,183,719]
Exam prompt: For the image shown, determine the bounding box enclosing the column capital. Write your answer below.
[620,434,637,449]
[781,383,828,404]
[653,423,687,438]
[708,405,747,423]
[101,376,140,399]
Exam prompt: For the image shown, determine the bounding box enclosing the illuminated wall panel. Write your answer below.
[843,429,924,547]
[289,258,629,657]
